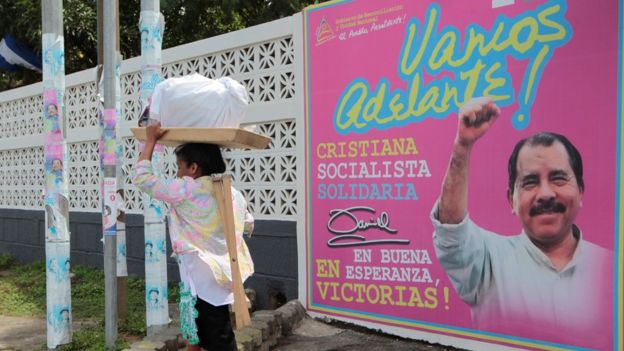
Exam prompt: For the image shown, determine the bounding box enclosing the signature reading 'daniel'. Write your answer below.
[326,206,410,247]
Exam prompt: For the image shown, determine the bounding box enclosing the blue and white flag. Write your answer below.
[0,34,42,73]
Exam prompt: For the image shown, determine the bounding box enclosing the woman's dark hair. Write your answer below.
[174,143,225,176]
[507,132,584,195]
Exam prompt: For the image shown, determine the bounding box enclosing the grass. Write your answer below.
[0,253,16,269]
[0,253,180,351]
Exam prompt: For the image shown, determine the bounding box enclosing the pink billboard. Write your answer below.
[303,0,623,350]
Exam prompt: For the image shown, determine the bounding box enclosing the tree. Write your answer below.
[0,1,44,90]
[0,0,99,90]
[0,0,323,91]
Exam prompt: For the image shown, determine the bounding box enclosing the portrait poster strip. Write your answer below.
[303,0,623,350]
[42,31,71,348]
[139,8,169,328]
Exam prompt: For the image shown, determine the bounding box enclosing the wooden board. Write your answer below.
[212,175,252,329]
[131,127,271,149]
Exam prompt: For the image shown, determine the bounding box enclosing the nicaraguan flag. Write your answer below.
[0,34,42,73]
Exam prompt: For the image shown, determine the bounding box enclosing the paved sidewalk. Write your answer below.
[273,318,465,351]
[0,302,467,351]
[0,315,47,351]
[0,315,100,351]
[126,299,464,351]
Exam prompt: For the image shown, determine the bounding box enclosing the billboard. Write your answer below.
[303,0,623,350]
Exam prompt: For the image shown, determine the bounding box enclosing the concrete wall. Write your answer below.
[0,208,297,310]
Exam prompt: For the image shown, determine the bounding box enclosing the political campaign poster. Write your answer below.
[303,0,623,350]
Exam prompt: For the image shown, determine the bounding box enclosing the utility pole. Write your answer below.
[114,10,127,326]
[97,0,127,327]
[139,0,169,334]
[101,0,119,348]
[42,0,71,349]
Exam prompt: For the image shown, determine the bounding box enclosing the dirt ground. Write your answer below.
[0,315,47,351]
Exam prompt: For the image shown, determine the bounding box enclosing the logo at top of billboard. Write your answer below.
[316,18,336,46]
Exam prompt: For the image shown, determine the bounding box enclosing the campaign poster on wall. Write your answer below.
[303,0,623,350]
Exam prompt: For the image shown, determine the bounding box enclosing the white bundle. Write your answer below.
[149,73,249,128]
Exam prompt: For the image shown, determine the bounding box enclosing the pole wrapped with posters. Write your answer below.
[42,0,72,348]
[303,0,623,350]
[139,1,169,331]
[115,51,128,277]
[114,51,128,321]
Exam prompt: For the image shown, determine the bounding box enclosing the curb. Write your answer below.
[235,300,307,351]
[124,300,307,351]
[123,326,182,351]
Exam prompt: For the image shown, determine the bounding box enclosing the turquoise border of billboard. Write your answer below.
[302,0,624,350]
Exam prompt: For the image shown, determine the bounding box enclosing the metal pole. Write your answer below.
[42,0,71,349]
[114,1,128,322]
[97,0,126,334]
[95,0,127,325]
[139,0,169,335]
[103,0,118,348]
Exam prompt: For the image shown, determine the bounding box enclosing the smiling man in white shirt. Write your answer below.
[431,97,612,348]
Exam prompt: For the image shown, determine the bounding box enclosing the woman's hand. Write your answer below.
[145,122,167,143]
[139,123,167,162]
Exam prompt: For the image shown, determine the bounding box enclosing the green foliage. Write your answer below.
[218,0,305,26]
[0,260,46,316]
[64,0,98,72]
[70,265,105,319]
[55,323,130,351]
[160,0,244,49]
[0,259,181,349]
[0,1,43,90]
[0,253,16,270]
